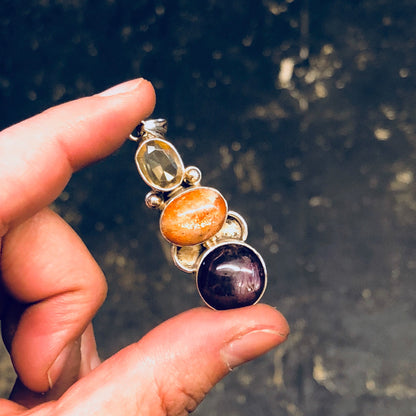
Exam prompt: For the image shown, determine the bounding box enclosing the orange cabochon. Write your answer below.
[160,187,227,246]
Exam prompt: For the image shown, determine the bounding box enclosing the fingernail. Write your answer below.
[79,323,101,375]
[98,78,146,97]
[47,340,81,389]
[221,328,288,370]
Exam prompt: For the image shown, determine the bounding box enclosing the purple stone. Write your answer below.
[196,242,267,310]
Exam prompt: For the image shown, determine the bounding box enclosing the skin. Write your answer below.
[0,78,289,416]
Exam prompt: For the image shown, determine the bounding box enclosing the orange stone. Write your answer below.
[160,187,227,246]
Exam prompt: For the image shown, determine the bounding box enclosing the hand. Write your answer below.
[0,78,289,416]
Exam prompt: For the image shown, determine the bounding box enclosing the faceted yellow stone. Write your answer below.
[136,138,184,191]
[160,187,227,246]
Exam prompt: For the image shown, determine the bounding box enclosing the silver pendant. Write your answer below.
[129,119,267,310]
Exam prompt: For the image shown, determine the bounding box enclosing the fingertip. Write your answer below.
[114,78,156,119]
[67,77,156,169]
[63,77,156,170]
[100,77,156,117]
[97,78,146,97]
[219,304,289,369]
[247,303,290,337]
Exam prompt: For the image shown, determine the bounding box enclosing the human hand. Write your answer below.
[0,78,289,415]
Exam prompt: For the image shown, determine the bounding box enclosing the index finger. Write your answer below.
[0,78,156,235]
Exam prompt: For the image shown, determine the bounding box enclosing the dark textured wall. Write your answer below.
[1,1,416,415]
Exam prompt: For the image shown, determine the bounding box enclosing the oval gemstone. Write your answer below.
[196,242,267,310]
[160,187,227,246]
[136,138,184,191]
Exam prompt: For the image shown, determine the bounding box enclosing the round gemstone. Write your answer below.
[196,242,267,310]
[160,187,227,246]
[136,138,184,191]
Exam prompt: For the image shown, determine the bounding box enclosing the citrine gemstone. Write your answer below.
[136,138,184,191]
[196,242,267,310]
[160,187,227,246]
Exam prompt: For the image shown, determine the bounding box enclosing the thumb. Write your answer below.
[9,323,100,408]
[50,304,289,416]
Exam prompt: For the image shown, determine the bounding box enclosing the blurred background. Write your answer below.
[1,0,416,415]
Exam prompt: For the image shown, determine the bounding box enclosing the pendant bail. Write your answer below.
[129,118,168,142]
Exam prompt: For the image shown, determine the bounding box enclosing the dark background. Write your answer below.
[1,0,416,415]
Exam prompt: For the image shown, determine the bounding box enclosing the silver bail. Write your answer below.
[129,118,168,141]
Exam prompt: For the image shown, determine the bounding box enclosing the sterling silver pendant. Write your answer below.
[129,119,267,310]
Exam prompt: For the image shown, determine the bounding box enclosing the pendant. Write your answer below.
[129,119,267,310]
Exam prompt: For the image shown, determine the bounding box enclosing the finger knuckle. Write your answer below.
[155,369,207,415]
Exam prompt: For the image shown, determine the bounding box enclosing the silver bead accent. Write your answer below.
[184,166,202,185]
[145,191,164,209]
